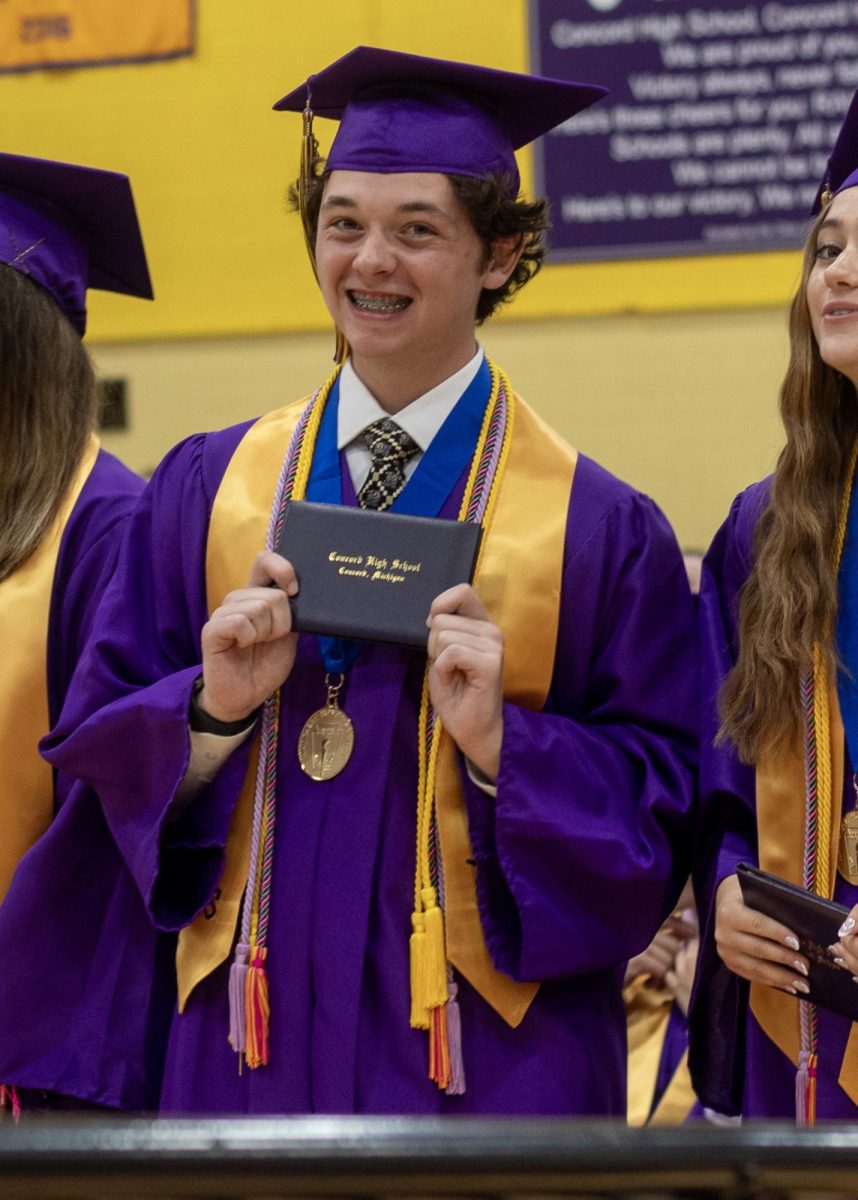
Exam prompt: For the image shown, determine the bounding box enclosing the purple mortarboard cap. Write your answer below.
[815,87,858,212]
[273,45,607,194]
[0,152,153,335]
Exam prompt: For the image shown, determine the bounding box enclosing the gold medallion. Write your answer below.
[839,810,858,886]
[838,774,858,885]
[297,673,354,781]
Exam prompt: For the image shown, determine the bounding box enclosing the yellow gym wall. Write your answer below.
[0,0,796,548]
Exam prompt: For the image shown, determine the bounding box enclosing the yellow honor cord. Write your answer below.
[408,362,513,1033]
[290,368,339,501]
[813,643,833,897]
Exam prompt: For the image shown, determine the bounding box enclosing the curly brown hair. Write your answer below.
[289,161,549,323]
[719,204,858,762]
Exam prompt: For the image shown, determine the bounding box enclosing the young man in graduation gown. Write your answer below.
[0,154,176,1113]
[39,48,697,1115]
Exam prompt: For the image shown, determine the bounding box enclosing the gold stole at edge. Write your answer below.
[176,391,578,1024]
[0,435,100,905]
[754,687,858,1103]
[625,980,697,1126]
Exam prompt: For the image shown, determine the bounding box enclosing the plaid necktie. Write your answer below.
[357,417,419,511]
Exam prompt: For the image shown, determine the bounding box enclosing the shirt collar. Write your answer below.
[337,348,484,452]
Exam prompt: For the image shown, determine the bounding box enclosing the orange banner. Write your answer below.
[0,0,193,73]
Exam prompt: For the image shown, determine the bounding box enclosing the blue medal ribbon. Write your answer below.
[304,358,492,671]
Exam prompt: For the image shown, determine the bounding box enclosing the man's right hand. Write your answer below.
[714,873,810,996]
[197,551,299,723]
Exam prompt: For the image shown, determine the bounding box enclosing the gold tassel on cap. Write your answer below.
[299,99,320,272]
[299,96,348,365]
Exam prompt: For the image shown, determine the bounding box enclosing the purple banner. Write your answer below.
[530,0,858,260]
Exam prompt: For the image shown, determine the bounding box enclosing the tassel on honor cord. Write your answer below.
[227,940,250,1060]
[422,888,452,1089]
[421,915,465,1093]
[409,883,452,1090]
[411,692,454,1088]
[409,886,447,1026]
[796,1048,818,1126]
[0,1085,20,1122]
[411,685,467,1092]
[245,945,270,1068]
[444,976,465,1095]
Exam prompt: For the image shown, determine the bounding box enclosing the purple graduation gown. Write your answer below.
[0,451,176,1111]
[690,480,858,1119]
[48,450,145,766]
[39,412,697,1115]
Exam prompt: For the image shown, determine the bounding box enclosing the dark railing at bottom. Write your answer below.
[3,1117,858,1199]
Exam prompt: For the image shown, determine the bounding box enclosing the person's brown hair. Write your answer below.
[0,264,97,582]
[719,205,858,761]
[289,162,549,322]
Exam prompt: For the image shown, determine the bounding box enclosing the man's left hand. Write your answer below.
[427,583,503,782]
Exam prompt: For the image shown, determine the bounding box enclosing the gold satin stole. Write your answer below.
[625,978,697,1126]
[0,435,99,904]
[176,389,577,1025]
[753,687,858,1104]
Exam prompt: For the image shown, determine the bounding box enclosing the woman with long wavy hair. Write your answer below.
[0,153,166,1114]
[690,90,858,1122]
[0,152,152,906]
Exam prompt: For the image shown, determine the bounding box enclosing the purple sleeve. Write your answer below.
[696,488,764,890]
[463,458,698,983]
[687,479,770,1116]
[46,450,145,802]
[42,427,254,931]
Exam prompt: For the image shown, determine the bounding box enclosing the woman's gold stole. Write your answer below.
[0,435,99,903]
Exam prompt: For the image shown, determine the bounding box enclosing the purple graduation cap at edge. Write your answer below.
[815,86,858,213]
[273,45,609,195]
[0,152,152,334]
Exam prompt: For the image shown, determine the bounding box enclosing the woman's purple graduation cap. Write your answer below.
[816,87,858,212]
[273,44,608,196]
[0,152,153,335]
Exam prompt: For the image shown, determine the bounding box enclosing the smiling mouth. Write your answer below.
[348,291,411,314]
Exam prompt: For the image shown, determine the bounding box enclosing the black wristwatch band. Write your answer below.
[188,676,259,736]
